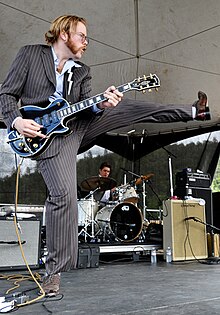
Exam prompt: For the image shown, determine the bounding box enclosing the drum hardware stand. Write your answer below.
[121,167,147,220]
[96,219,112,242]
[78,187,100,242]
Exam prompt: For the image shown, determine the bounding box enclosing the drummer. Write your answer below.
[94,162,117,208]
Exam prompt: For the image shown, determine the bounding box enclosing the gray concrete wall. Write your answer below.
[1,0,220,109]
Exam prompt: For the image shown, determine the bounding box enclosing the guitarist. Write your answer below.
[0,14,210,297]
[0,15,123,297]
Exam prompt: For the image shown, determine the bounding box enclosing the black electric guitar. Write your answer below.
[7,74,160,158]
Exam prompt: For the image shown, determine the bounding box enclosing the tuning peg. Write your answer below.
[155,88,159,92]
[142,90,146,94]
[148,89,152,93]
[143,75,147,80]
[150,73,153,79]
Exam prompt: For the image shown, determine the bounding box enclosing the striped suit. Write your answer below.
[0,44,193,275]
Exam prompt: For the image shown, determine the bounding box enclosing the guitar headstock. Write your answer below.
[130,74,160,92]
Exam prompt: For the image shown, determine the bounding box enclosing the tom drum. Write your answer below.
[121,185,139,204]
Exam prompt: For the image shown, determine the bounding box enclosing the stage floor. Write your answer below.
[1,254,220,314]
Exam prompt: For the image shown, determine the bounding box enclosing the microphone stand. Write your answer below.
[186,217,220,263]
[160,146,177,197]
[146,180,163,221]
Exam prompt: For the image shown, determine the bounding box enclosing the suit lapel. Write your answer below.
[41,46,56,87]
[63,65,86,103]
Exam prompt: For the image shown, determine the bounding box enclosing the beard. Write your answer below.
[65,37,86,59]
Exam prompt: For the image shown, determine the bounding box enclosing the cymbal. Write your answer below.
[135,173,154,185]
[81,176,117,191]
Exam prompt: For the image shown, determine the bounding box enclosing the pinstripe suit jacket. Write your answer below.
[0,44,93,159]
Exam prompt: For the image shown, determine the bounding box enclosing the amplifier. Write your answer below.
[163,199,208,261]
[175,171,211,188]
[0,217,41,270]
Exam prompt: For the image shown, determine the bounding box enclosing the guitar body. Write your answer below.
[7,74,160,158]
[8,98,71,158]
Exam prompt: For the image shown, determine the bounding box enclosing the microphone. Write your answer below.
[120,167,128,172]
[185,217,196,221]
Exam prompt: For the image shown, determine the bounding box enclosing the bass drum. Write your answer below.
[95,202,143,242]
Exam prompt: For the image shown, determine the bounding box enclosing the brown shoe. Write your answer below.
[193,91,211,121]
[41,274,60,297]
[197,91,207,112]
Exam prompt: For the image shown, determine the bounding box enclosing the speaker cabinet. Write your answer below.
[212,192,220,230]
[163,200,208,261]
[0,217,41,270]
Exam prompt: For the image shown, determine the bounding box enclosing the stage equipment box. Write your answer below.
[77,246,100,269]
[0,217,41,270]
[163,200,208,261]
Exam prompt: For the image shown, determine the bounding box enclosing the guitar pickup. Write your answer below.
[42,114,50,126]
[51,111,60,123]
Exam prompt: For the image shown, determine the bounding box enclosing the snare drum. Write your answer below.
[95,202,143,242]
[77,199,98,226]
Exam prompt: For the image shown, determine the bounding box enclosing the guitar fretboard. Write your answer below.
[57,83,131,119]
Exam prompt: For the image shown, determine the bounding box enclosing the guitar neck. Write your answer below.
[58,82,132,118]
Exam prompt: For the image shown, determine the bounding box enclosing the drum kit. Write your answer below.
[78,172,154,243]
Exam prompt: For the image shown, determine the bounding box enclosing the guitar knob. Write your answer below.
[33,143,39,148]
[24,148,29,152]
[18,142,24,147]
[27,138,32,142]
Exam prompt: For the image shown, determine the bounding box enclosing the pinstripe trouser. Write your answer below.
[37,99,193,275]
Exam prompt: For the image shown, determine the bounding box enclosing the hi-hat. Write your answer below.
[135,173,154,185]
[81,176,117,191]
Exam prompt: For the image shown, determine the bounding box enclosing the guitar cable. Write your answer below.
[8,157,46,307]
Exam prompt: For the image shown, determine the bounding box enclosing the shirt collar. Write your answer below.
[51,46,81,74]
